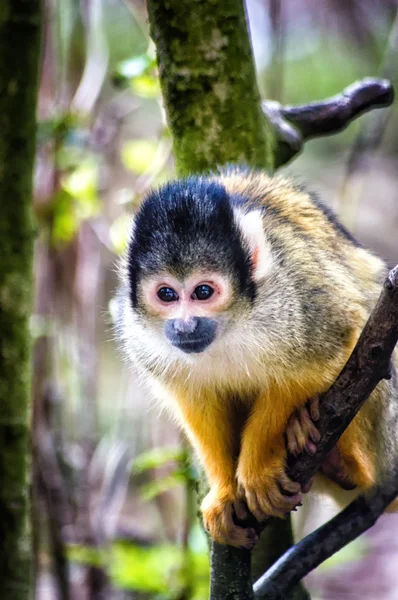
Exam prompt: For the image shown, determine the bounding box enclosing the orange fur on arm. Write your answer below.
[175,392,238,497]
[237,385,301,486]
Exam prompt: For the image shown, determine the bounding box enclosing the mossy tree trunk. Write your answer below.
[0,1,42,598]
[147,1,309,599]
[147,0,274,176]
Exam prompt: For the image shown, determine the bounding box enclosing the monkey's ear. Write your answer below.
[234,209,273,281]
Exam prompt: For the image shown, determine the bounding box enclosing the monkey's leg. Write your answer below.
[176,398,258,548]
[237,392,303,522]
[337,416,376,488]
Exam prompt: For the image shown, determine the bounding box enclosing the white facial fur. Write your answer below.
[140,271,233,319]
[234,209,274,281]
[118,208,281,390]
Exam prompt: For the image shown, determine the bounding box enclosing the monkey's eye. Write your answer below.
[192,284,214,301]
[157,287,179,302]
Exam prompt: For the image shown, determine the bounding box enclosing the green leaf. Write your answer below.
[69,539,210,598]
[109,213,132,254]
[111,543,183,593]
[132,446,188,475]
[139,471,187,501]
[121,139,159,173]
[62,160,99,217]
[68,545,103,568]
[111,542,210,598]
[130,73,161,98]
[117,55,155,78]
[51,190,79,242]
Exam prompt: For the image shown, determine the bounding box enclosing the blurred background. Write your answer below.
[32,1,398,598]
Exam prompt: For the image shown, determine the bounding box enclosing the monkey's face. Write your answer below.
[139,271,235,355]
[122,176,273,367]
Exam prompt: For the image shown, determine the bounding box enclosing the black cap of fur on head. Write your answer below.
[127,177,256,308]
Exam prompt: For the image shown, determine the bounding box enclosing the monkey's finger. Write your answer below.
[287,417,308,453]
[221,505,258,548]
[305,440,317,455]
[261,483,302,517]
[298,405,321,442]
[210,503,258,548]
[277,492,302,511]
[237,483,245,499]
[278,473,301,495]
[301,476,315,494]
[232,527,258,550]
[233,498,249,521]
[245,490,267,523]
[308,395,320,421]
[264,490,302,517]
[286,424,299,456]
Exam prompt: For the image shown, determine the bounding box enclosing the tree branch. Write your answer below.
[264,78,395,167]
[210,543,253,600]
[253,264,398,596]
[253,472,398,598]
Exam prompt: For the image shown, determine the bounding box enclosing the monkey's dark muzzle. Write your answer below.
[165,317,217,354]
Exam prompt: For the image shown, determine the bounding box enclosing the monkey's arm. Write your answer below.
[174,393,258,548]
[238,368,377,520]
[237,387,304,520]
[237,322,369,520]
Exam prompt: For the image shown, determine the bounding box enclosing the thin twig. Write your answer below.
[263,78,394,167]
[253,473,398,598]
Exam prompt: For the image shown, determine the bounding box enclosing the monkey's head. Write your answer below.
[121,177,272,366]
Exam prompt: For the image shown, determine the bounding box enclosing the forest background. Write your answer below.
[25,1,398,598]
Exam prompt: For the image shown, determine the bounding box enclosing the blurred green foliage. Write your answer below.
[68,445,207,599]
[34,1,398,599]
[69,540,209,599]
[131,445,198,501]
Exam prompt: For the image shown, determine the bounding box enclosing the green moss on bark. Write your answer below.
[147,0,274,175]
[0,1,42,597]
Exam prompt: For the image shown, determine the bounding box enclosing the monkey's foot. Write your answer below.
[286,396,321,456]
[320,446,357,490]
[201,488,259,549]
[237,470,302,521]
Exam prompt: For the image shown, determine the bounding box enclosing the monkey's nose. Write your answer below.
[172,317,199,334]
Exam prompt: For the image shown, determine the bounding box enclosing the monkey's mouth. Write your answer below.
[172,337,214,354]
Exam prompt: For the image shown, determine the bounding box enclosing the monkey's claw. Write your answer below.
[237,470,302,521]
[201,488,259,549]
[286,396,321,456]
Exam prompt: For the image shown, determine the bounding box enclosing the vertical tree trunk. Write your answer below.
[0,1,42,598]
[147,0,274,176]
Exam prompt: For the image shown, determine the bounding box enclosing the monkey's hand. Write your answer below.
[286,395,321,456]
[236,465,302,521]
[201,486,259,549]
[285,396,356,491]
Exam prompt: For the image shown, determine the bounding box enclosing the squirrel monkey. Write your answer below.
[117,167,398,548]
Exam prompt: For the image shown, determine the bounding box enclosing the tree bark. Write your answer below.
[147,0,274,176]
[0,1,42,598]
